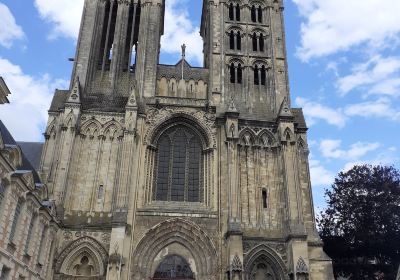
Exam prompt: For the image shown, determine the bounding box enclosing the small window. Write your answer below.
[254,65,259,85]
[262,190,268,208]
[259,34,264,52]
[258,6,263,23]
[10,199,23,242]
[261,66,266,85]
[229,3,234,20]
[230,63,236,83]
[236,4,241,21]
[24,215,36,254]
[251,5,257,22]
[0,183,5,215]
[98,185,104,200]
[237,32,241,50]
[237,64,242,84]
[252,33,258,51]
[229,31,235,50]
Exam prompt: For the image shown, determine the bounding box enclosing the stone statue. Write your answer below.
[181,43,186,58]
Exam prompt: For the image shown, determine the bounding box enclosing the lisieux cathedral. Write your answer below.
[0,0,335,279]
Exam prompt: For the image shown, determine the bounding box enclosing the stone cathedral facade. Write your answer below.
[38,0,334,279]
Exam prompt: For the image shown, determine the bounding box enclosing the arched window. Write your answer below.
[24,214,36,254]
[251,5,257,22]
[154,255,194,279]
[229,3,234,20]
[252,33,258,51]
[261,65,266,85]
[37,226,48,264]
[258,6,263,22]
[254,65,259,85]
[154,125,203,202]
[237,32,241,50]
[236,4,241,21]
[262,189,268,208]
[237,64,243,84]
[229,31,235,49]
[230,63,236,83]
[259,34,264,52]
[0,183,5,215]
[9,199,23,242]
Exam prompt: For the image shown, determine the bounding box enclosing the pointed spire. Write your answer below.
[278,97,293,118]
[67,78,81,104]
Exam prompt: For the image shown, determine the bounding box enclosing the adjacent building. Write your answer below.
[0,80,58,280]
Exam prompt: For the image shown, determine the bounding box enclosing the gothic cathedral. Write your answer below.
[40,0,334,279]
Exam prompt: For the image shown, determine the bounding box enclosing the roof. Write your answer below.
[292,108,307,129]
[17,142,44,171]
[157,59,209,81]
[0,77,11,104]
[49,89,69,112]
[0,121,42,183]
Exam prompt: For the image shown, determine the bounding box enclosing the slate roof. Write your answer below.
[292,108,307,129]
[0,121,42,183]
[17,142,44,171]
[157,59,209,81]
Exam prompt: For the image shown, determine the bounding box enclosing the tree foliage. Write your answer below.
[318,165,400,279]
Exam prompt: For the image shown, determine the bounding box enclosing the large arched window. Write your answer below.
[154,125,202,202]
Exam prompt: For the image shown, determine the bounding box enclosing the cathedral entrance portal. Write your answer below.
[152,255,195,280]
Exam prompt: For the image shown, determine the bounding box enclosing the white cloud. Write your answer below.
[34,0,84,39]
[0,57,68,141]
[33,0,203,64]
[295,97,346,128]
[309,159,335,186]
[343,149,399,172]
[337,55,400,96]
[319,139,380,160]
[0,3,24,48]
[161,0,203,65]
[293,0,400,61]
[344,98,400,122]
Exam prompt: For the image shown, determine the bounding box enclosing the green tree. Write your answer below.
[318,165,400,279]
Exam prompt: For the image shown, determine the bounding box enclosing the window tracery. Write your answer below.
[153,255,195,279]
[154,125,203,202]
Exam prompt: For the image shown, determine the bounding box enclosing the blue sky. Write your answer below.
[0,0,399,210]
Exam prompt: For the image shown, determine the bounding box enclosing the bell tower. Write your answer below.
[70,0,164,98]
[201,0,289,118]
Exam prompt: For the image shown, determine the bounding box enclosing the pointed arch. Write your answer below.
[244,244,289,280]
[239,129,256,147]
[258,130,277,148]
[148,113,213,149]
[64,111,76,128]
[81,119,102,137]
[283,127,294,142]
[55,236,108,277]
[132,218,217,280]
[101,120,123,138]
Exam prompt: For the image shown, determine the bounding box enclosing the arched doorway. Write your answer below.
[244,245,290,280]
[152,255,195,280]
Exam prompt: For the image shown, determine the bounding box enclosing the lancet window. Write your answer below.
[228,3,241,21]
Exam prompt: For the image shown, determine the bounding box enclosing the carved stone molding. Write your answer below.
[144,107,217,148]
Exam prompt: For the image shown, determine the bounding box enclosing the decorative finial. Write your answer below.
[181,43,186,58]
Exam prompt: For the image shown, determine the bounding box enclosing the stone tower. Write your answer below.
[40,0,334,279]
